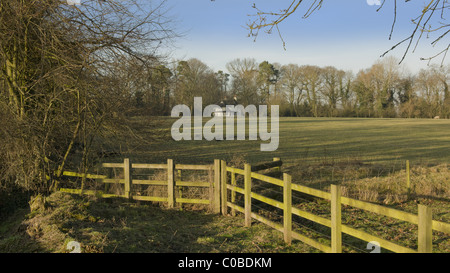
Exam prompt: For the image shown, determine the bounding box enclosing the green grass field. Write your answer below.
[2,117,449,253]
[119,116,450,215]
[121,117,450,167]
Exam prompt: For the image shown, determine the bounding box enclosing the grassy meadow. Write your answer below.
[121,117,450,166]
[2,117,449,253]
[108,116,450,209]
[113,116,450,221]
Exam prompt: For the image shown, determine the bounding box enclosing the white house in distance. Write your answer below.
[213,96,244,117]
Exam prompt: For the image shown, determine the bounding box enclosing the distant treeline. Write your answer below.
[132,56,450,119]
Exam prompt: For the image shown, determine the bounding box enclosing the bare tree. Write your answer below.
[0,0,177,194]
[174,58,221,107]
[247,0,450,65]
[299,65,323,117]
[321,66,345,117]
[226,58,260,105]
[415,64,450,117]
[280,64,304,116]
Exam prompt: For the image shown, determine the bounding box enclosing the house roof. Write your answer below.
[217,96,238,107]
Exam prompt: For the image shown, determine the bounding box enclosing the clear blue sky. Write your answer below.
[165,0,448,75]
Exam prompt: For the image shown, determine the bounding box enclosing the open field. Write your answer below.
[2,117,449,253]
[119,117,450,167]
[102,116,450,208]
[105,116,450,225]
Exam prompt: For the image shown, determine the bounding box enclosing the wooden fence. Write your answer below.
[224,162,450,253]
[59,158,449,253]
[60,158,221,212]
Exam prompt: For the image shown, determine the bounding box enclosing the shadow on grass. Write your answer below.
[47,193,313,253]
[0,208,46,253]
[59,197,228,253]
[1,193,231,253]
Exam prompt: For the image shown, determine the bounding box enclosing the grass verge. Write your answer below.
[0,192,313,253]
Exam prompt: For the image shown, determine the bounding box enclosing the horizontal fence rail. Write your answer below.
[58,157,449,253]
[222,161,450,253]
[59,158,219,211]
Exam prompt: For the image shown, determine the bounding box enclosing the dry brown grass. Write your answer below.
[287,159,450,206]
[340,164,450,204]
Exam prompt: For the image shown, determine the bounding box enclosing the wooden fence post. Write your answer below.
[418,204,432,253]
[244,163,252,227]
[167,159,175,208]
[406,160,411,198]
[221,160,228,216]
[331,184,342,253]
[124,158,132,199]
[177,169,183,210]
[273,157,281,172]
[283,173,292,245]
[209,165,214,212]
[213,159,221,213]
[231,170,236,216]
